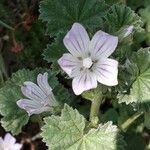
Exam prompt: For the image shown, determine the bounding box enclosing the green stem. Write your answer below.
[121,111,144,131]
[0,20,14,30]
[89,90,103,127]
[0,54,8,80]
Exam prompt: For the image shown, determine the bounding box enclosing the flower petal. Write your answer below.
[58,53,81,77]
[37,72,52,95]
[17,99,41,109]
[21,82,47,101]
[4,133,16,145]
[46,93,58,107]
[17,99,51,116]
[12,144,22,150]
[93,58,118,86]
[63,23,90,58]
[72,71,97,95]
[0,138,4,150]
[90,31,118,59]
[0,134,22,150]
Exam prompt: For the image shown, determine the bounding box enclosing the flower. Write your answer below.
[17,72,58,116]
[0,133,22,150]
[58,23,119,95]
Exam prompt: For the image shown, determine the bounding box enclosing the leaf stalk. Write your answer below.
[120,111,144,131]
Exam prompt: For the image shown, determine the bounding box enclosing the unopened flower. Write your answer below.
[117,25,134,40]
[0,133,22,150]
[58,23,119,95]
[17,72,58,116]
[123,25,134,38]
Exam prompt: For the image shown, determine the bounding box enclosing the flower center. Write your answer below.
[82,57,93,68]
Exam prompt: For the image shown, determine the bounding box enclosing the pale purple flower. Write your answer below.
[0,133,22,150]
[17,72,58,116]
[58,23,119,95]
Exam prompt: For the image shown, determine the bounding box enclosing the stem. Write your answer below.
[121,111,144,131]
[89,90,103,127]
[0,54,8,81]
[0,20,14,30]
[32,133,42,141]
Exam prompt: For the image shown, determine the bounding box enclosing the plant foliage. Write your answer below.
[104,4,143,34]
[118,48,150,107]
[42,104,125,150]
[0,69,72,135]
[39,0,107,36]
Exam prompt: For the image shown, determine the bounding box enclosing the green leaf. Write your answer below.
[126,0,144,10]
[17,20,49,69]
[104,4,144,34]
[42,104,125,150]
[0,0,14,25]
[42,34,66,71]
[139,6,150,23]
[0,85,29,135]
[118,48,150,106]
[139,6,150,45]
[105,0,124,5]
[116,58,139,95]
[124,131,146,150]
[102,108,119,125]
[53,84,75,105]
[39,0,107,36]
[144,0,150,6]
[0,68,63,135]
[0,69,37,135]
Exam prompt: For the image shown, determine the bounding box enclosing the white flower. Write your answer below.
[58,23,119,95]
[0,133,22,150]
[17,72,58,116]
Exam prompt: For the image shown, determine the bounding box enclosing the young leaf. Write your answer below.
[0,69,60,135]
[118,48,150,107]
[104,4,143,34]
[42,104,125,150]
[39,0,107,36]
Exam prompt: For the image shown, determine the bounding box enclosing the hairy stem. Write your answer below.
[89,90,103,127]
[121,111,144,131]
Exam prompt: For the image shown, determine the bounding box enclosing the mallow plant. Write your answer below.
[0,0,150,150]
